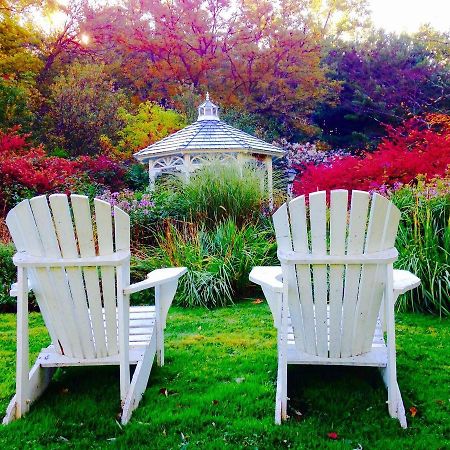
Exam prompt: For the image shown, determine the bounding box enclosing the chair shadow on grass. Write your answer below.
[286,365,390,423]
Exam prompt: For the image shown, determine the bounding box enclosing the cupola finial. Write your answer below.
[197,91,219,121]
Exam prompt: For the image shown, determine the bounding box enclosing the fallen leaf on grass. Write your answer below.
[252,299,263,304]
[290,407,303,422]
[327,432,338,440]
[159,387,178,397]
[159,388,168,397]
[410,406,418,417]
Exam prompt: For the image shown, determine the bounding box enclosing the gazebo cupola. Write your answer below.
[134,93,285,207]
[197,92,219,121]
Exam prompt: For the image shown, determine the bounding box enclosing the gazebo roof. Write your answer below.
[134,94,284,163]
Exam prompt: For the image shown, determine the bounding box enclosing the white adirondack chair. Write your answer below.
[249,190,420,427]
[3,194,187,425]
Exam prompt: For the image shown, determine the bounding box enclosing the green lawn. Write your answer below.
[0,300,448,449]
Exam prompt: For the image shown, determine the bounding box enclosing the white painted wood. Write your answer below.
[249,190,420,427]
[123,268,187,295]
[155,280,179,365]
[353,194,390,355]
[340,191,370,358]
[71,196,108,359]
[363,201,401,351]
[3,362,55,425]
[121,332,157,425]
[277,248,398,265]
[9,200,75,356]
[329,190,348,357]
[274,291,287,425]
[94,199,118,355]
[249,266,283,293]
[48,194,92,359]
[7,201,59,348]
[13,251,130,267]
[4,194,187,425]
[287,196,313,354]
[309,191,328,357]
[16,266,29,419]
[117,265,130,404]
[393,269,421,295]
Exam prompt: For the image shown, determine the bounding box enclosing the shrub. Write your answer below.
[283,140,351,174]
[0,129,127,210]
[294,114,450,195]
[98,189,157,246]
[0,242,16,310]
[391,177,450,316]
[77,155,126,192]
[125,163,149,191]
[131,220,277,308]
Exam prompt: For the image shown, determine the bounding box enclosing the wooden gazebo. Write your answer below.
[134,94,285,206]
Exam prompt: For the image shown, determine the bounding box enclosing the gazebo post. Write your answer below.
[148,161,156,191]
[183,154,191,181]
[265,156,274,211]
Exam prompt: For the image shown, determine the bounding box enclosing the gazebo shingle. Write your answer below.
[134,116,284,161]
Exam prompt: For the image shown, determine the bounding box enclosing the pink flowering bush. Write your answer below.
[282,139,351,173]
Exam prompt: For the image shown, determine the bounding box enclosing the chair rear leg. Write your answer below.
[3,360,55,424]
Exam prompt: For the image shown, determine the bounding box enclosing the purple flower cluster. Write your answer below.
[99,190,154,215]
[370,175,450,199]
[369,181,404,196]
[281,140,351,171]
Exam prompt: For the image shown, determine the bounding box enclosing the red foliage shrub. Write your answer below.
[294,114,450,195]
[0,129,126,212]
[77,155,125,191]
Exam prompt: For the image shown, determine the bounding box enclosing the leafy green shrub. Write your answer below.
[131,220,277,307]
[392,178,450,316]
[0,243,16,309]
[125,164,149,191]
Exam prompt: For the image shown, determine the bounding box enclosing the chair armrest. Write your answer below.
[393,269,421,295]
[249,266,283,293]
[123,267,187,295]
[9,279,33,297]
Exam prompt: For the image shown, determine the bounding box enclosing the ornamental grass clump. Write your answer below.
[177,162,269,227]
[392,177,450,316]
[131,220,277,308]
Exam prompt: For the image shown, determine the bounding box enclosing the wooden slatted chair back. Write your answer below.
[6,194,131,359]
[273,190,401,358]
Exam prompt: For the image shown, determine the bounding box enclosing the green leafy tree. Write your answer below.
[113,101,186,159]
[46,62,128,156]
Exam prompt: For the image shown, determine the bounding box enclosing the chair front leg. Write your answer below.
[382,263,407,428]
[117,266,130,405]
[155,280,178,366]
[275,291,288,424]
[16,266,29,419]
